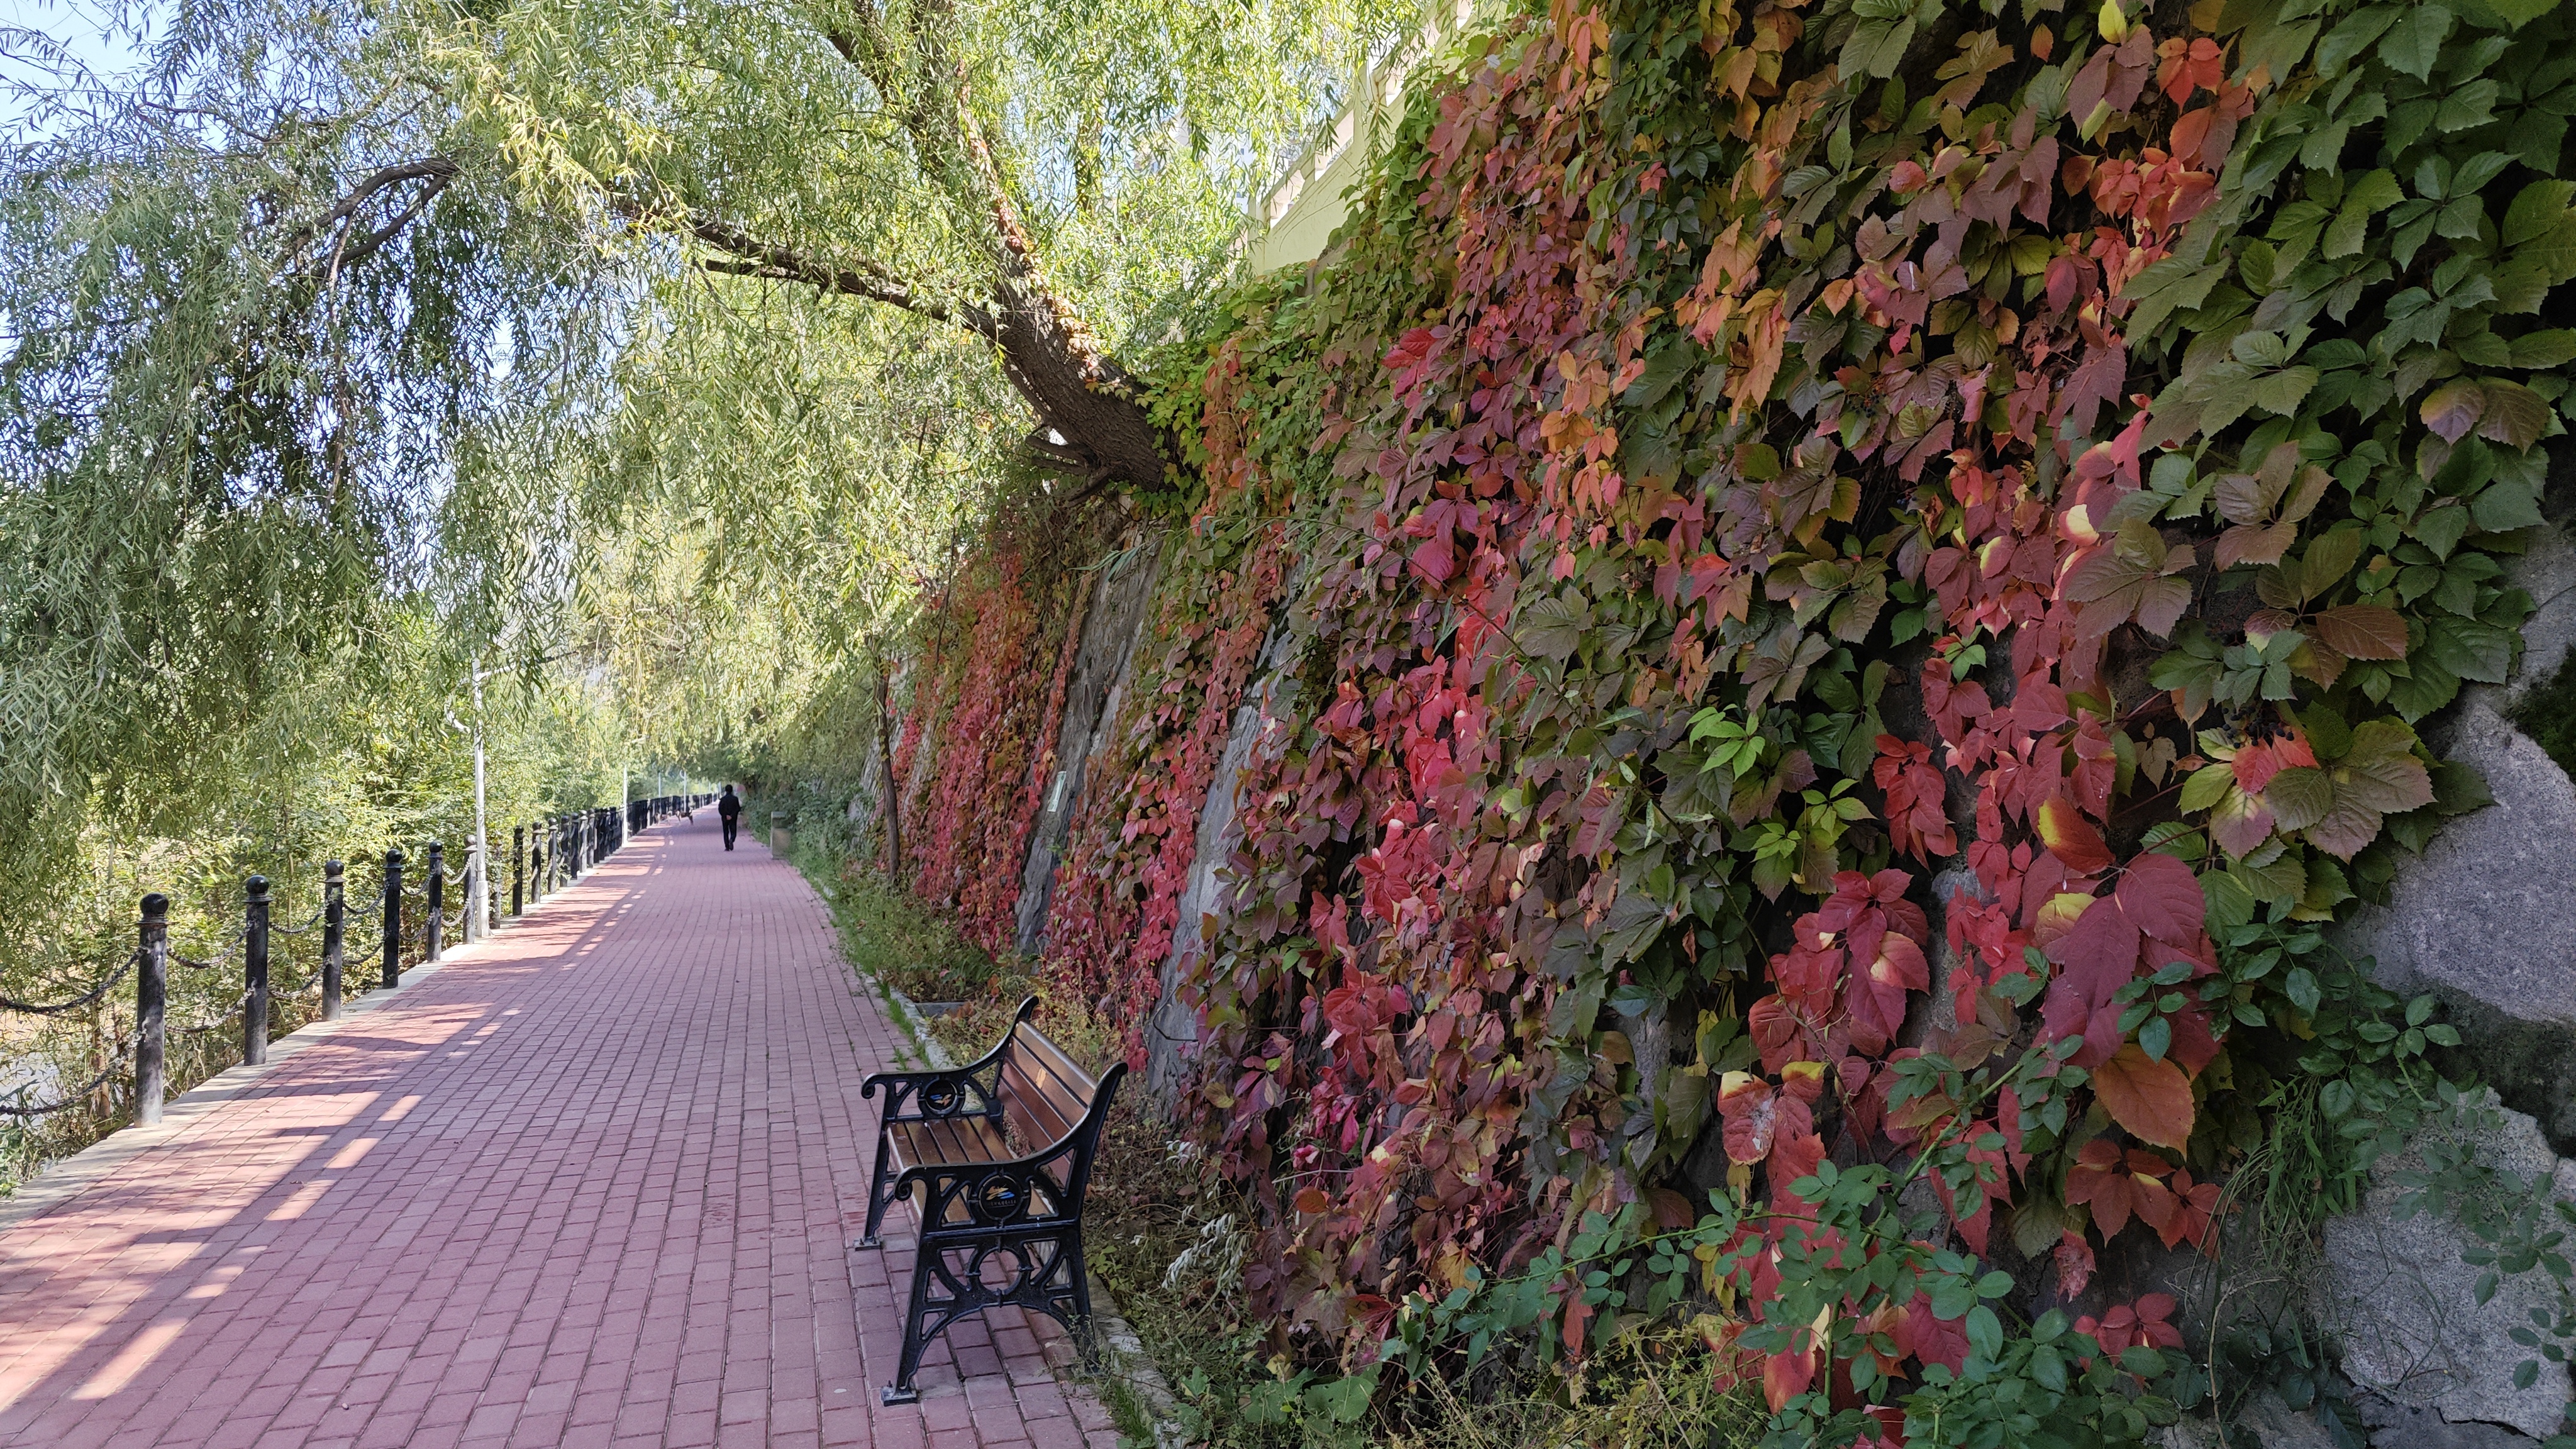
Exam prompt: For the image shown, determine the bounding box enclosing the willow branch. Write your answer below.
[280,157,460,269]
[682,213,1002,345]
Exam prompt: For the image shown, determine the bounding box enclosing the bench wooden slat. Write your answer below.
[999,1024,1093,1150]
[884,1116,1009,1176]
[999,1063,1081,1150]
[1015,1023,1096,1097]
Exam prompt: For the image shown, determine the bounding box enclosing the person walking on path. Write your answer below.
[718,784,743,850]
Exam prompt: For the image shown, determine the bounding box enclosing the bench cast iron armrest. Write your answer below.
[858,996,1038,1122]
[888,1132,1087,1238]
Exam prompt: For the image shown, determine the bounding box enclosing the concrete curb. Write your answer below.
[0,862,618,1237]
[0,951,458,1236]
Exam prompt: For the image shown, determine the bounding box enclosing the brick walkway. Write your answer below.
[0,814,1120,1449]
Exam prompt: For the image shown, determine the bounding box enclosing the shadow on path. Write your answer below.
[0,814,1114,1449]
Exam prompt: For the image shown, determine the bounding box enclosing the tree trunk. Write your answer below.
[987,272,1170,488]
[874,663,904,880]
[682,213,1172,488]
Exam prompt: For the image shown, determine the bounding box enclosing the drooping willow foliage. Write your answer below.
[0,0,1401,1156]
[0,6,608,912]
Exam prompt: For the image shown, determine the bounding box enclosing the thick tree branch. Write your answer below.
[819,0,956,141]
[702,11,1177,488]
[682,213,1002,344]
[280,157,460,272]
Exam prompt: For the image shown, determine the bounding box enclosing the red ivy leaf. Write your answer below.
[2046,894,2141,1006]
[2232,733,2318,794]
[2054,1230,2097,1299]
[1903,1295,1969,1372]
[1763,1342,1818,1414]
[1846,931,1928,1048]
[2113,851,2205,945]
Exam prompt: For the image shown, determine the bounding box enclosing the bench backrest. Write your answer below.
[999,1020,1100,1153]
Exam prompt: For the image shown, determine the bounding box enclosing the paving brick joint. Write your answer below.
[0,813,1121,1449]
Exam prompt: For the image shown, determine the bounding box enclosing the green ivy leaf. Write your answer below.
[2267,767,2336,831]
[2139,1014,2174,1062]
[2504,180,2576,247]
[2318,6,2403,75]
[1967,1304,2004,1363]
[2438,79,2504,131]
[1519,597,1591,662]
[2425,613,2519,681]
[2328,170,2406,257]
[2380,6,2458,80]
[2432,759,2496,813]
[2287,966,2324,1016]
[2415,502,2475,560]
[2509,329,2576,368]
[2250,366,2321,416]
[2321,1078,2358,1118]
[2483,0,2566,29]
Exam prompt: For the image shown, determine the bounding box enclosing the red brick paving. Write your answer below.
[0,814,1121,1448]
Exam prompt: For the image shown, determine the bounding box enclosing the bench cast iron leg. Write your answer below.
[857,1134,893,1250]
[882,1229,1096,1404]
[884,1246,938,1405]
[1065,1226,1095,1341]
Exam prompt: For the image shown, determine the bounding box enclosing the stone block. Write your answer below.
[2315,1096,2573,1439]
[2340,522,2576,1148]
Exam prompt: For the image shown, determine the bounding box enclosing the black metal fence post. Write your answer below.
[135,894,167,1126]
[424,843,445,963]
[322,860,345,1021]
[382,848,405,991]
[243,875,271,1067]
[512,825,525,917]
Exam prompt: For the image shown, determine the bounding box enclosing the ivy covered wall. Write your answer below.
[870,0,2576,1440]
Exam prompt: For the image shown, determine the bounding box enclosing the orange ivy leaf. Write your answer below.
[2090,1045,2196,1150]
[2312,604,2409,660]
[2037,796,2115,874]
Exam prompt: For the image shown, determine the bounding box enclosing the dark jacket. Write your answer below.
[717,793,742,819]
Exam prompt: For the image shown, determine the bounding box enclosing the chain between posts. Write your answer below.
[0,1033,143,1117]
[0,951,142,1016]
[0,796,711,1130]
[269,908,328,936]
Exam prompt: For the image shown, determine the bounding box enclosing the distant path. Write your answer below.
[0,811,1114,1449]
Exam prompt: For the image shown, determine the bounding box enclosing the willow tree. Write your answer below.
[426,0,1415,488]
[0,0,642,981]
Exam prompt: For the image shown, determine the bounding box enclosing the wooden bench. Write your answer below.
[857,997,1126,1404]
